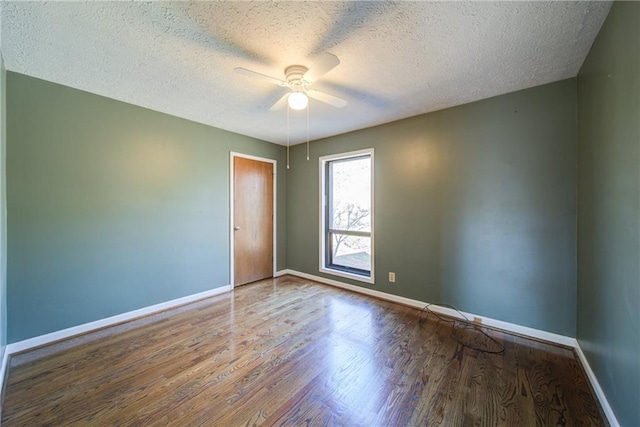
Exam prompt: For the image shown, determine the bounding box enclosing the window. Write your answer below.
[320,149,374,283]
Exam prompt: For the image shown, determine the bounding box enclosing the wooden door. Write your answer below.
[234,157,274,286]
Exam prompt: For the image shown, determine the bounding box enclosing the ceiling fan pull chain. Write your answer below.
[306,104,310,161]
[287,104,290,170]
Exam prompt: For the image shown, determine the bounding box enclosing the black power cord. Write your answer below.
[419,303,505,354]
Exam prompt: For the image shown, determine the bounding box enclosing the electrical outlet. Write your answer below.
[389,272,396,283]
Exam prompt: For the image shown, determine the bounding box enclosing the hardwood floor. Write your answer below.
[2,275,606,426]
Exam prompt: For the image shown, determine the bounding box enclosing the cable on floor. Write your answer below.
[419,303,505,354]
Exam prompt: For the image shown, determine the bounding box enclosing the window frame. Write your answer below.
[319,148,375,284]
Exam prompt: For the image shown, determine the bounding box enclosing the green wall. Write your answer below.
[288,79,577,336]
[7,72,287,343]
[0,52,7,357]
[577,2,640,425]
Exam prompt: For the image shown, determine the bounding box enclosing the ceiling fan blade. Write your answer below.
[269,93,290,111]
[303,53,340,83]
[307,90,347,108]
[234,67,286,86]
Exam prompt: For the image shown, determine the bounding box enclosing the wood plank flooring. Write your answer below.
[1,275,606,426]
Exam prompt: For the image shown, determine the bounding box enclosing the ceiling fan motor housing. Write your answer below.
[285,65,309,90]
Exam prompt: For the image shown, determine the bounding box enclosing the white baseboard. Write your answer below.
[574,342,620,426]
[0,346,7,419]
[280,269,622,426]
[1,272,621,426]
[5,285,232,356]
[281,269,575,347]
[0,346,8,390]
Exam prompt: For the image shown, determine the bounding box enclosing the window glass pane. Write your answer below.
[321,150,373,281]
[330,157,371,232]
[331,234,371,272]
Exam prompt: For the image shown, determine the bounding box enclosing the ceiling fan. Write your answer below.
[234,53,347,111]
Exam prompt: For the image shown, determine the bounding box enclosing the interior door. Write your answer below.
[233,156,274,286]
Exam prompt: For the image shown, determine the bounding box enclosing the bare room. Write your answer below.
[0,1,638,425]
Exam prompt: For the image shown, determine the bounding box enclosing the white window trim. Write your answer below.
[319,148,375,284]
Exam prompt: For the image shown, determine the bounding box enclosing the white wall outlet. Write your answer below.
[389,272,396,283]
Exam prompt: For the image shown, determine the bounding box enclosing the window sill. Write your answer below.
[320,267,375,285]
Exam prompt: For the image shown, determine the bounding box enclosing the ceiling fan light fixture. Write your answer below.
[288,91,308,110]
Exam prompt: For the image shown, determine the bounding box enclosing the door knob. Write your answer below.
[234,226,240,231]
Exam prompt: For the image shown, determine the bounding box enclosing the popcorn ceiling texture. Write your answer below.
[1,1,611,145]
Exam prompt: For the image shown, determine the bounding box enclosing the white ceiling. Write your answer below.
[1,1,611,145]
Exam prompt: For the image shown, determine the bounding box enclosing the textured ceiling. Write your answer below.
[1,1,611,145]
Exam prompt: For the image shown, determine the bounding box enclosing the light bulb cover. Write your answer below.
[288,92,308,110]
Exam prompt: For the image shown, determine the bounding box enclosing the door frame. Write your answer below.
[229,152,277,288]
